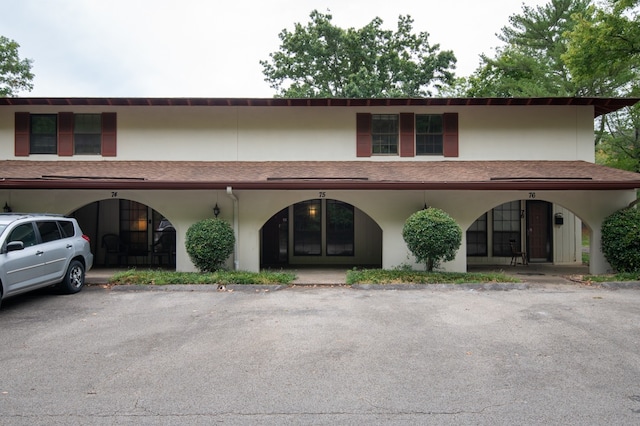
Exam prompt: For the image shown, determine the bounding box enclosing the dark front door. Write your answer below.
[527,201,552,262]
[261,208,289,267]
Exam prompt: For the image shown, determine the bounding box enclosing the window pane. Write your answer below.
[372,115,398,155]
[74,114,101,133]
[326,200,354,256]
[37,221,62,243]
[492,201,521,256]
[30,114,57,154]
[59,221,75,237]
[466,213,487,256]
[120,200,148,254]
[416,114,443,156]
[416,135,443,155]
[294,200,321,255]
[74,114,102,155]
[9,223,37,247]
[74,134,102,154]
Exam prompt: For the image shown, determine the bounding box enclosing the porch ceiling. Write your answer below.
[1,160,639,191]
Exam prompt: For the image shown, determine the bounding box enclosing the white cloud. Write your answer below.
[1,0,550,97]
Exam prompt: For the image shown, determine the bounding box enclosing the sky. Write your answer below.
[2,0,550,98]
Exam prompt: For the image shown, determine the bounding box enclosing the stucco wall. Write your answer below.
[0,186,635,274]
[0,104,596,162]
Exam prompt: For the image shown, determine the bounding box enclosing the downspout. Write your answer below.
[226,186,239,270]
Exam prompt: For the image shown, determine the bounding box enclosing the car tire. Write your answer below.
[58,260,85,294]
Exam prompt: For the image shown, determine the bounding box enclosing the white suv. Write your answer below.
[0,214,94,308]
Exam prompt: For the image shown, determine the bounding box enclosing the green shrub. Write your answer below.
[601,207,640,273]
[402,207,462,271]
[185,218,235,272]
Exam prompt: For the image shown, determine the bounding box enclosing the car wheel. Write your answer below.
[59,260,85,294]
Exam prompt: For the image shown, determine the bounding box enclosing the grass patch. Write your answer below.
[109,269,297,285]
[582,272,640,283]
[346,269,518,285]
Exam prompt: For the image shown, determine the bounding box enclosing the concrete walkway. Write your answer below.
[85,263,591,286]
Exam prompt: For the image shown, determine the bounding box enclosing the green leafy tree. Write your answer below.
[402,208,462,272]
[0,36,34,97]
[185,218,235,272]
[564,0,639,94]
[563,0,640,170]
[260,10,457,98]
[595,105,640,172]
[464,0,592,97]
[601,204,640,272]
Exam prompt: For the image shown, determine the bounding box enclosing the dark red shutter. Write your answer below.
[443,113,459,158]
[356,113,372,157]
[58,112,74,156]
[101,112,117,157]
[15,112,30,156]
[400,113,415,157]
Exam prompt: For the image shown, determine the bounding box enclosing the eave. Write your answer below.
[1,96,637,118]
[1,179,639,191]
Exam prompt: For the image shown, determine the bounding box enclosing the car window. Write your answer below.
[37,221,62,243]
[58,220,75,238]
[9,223,38,247]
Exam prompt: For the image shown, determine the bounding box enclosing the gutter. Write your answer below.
[0,179,639,191]
[226,186,239,271]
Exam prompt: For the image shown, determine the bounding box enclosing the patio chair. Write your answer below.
[509,239,528,266]
[151,231,176,267]
[102,233,129,267]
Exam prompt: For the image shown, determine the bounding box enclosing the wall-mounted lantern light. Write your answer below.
[213,203,221,218]
[3,202,11,213]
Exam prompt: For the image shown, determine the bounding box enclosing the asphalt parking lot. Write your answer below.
[1,283,639,425]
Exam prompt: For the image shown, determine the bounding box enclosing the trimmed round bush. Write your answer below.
[185,218,235,272]
[601,207,640,273]
[402,207,462,271]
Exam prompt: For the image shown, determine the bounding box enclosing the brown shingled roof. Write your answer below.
[1,160,639,191]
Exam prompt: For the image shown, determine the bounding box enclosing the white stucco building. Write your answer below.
[1,96,639,274]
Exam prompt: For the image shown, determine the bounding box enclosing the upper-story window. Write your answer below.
[30,114,58,154]
[372,114,399,155]
[357,112,458,158]
[416,114,443,155]
[15,112,117,157]
[74,114,102,155]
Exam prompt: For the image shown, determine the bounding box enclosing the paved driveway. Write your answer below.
[1,284,639,425]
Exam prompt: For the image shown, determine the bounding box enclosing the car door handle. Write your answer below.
[36,250,44,255]
[66,244,73,249]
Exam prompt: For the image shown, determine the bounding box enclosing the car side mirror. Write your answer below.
[6,241,25,252]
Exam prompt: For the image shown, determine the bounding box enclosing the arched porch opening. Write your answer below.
[71,199,176,269]
[259,198,382,269]
[466,198,585,267]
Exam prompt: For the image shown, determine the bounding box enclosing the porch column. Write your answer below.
[589,224,612,275]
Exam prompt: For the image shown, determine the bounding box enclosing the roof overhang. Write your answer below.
[1,97,637,118]
[0,180,639,191]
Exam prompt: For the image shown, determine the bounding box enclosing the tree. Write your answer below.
[595,105,640,172]
[402,208,462,272]
[563,0,640,95]
[260,10,457,98]
[0,36,34,97]
[185,218,235,272]
[464,0,592,97]
[563,0,640,170]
